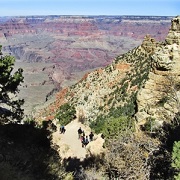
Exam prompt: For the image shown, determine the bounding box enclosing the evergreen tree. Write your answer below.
[0,45,24,123]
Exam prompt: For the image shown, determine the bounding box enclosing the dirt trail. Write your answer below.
[52,119,92,160]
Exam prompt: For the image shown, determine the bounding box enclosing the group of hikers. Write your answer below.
[78,127,94,148]
[59,125,94,148]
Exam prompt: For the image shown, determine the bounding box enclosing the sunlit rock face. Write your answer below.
[136,16,180,124]
[165,16,180,45]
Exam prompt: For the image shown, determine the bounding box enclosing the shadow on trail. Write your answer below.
[62,153,105,179]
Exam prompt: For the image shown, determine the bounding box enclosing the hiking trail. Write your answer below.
[52,119,105,161]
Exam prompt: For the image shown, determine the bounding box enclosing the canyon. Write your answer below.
[0,15,173,114]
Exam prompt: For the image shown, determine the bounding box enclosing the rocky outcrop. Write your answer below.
[136,16,180,124]
[165,16,180,45]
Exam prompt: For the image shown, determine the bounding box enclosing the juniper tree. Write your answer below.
[0,45,24,123]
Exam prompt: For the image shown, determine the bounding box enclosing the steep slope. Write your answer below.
[36,32,158,123]
[65,35,158,122]
[1,15,172,115]
[36,16,180,130]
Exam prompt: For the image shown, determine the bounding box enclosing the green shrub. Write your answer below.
[90,116,134,139]
[55,103,76,125]
[172,141,180,179]
[90,115,105,134]
[102,116,134,139]
[143,117,156,133]
[109,99,136,118]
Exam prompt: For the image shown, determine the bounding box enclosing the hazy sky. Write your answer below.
[0,0,179,16]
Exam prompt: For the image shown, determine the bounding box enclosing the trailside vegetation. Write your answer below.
[55,103,76,125]
[90,116,134,139]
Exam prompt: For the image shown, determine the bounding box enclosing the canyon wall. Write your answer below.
[0,15,173,114]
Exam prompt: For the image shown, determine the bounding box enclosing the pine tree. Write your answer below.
[0,45,24,123]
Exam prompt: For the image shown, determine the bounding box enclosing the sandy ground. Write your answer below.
[52,119,105,161]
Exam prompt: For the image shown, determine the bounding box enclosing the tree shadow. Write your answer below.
[0,123,63,180]
[62,153,105,179]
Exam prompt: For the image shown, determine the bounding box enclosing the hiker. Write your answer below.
[81,135,85,148]
[62,126,66,133]
[60,125,66,134]
[78,127,83,139]
[89,132,94,141]
[80,131,85,142]
[84,136,89,147]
